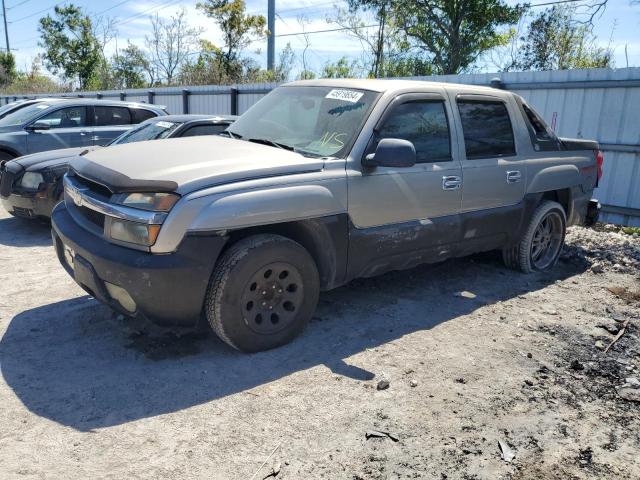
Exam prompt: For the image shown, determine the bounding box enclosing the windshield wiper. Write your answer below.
[247,138,295,152]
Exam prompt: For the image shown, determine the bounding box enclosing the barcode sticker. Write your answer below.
[325,89,364,103]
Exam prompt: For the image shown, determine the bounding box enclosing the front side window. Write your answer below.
[109,120,181,145]
[180,124,228,137]
[374,100,451,163]
[95,106,132,126]
[457,100,516,159]
[227,86,380,158]
[36,106,88,129]
[0,102,53,127]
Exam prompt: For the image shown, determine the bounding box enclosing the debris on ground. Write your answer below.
[454,290,477,299]
[366,430,400,442]
[498,440,516,463]
[376,379,390,391]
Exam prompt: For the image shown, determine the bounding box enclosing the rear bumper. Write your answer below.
[585,199,601,226]
[51,202,226,327]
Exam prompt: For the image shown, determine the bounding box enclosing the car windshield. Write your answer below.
[109,120,182,145]
[226,86,380,158]
[0,102,53,127]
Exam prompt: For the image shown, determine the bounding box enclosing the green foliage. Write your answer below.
[112,43,150,89]
[508,6,613,71]
[621,227,640,236]
[0,51,17,87]
[38,4,101,88]
[381,55,434,77]
[322,57,361,78]
[397,0,524,74]
[2,56,67,94]
[197,0,267,78]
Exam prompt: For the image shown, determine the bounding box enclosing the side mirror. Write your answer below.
[363,138,416,168]
[26,121,50,131]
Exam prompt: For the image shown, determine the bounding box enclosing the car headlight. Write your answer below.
[111,192,180,211]
[19,172,44,189]
[106,217,161,247]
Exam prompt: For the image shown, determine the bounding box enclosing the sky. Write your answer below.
[3,0,640,81]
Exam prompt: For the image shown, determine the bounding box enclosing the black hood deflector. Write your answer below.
[71,156,178,193]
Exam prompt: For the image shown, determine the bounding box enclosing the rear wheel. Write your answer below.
[205,234,320,352]
[503,200,566,273]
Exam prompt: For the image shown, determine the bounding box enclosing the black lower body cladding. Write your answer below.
[51,203,226,327]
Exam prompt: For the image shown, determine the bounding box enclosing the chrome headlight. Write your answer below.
[106,217,161,247]
[111,192,180,212]
[19,172,44,189]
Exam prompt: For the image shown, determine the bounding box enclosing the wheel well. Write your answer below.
[221,218,347,290]
[0,148,18,160]
[541,188,571,218]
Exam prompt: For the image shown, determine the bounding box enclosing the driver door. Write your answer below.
[26,106,92,154]
[347,92,463,276]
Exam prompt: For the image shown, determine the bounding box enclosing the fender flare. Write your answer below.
[527,164,580,194]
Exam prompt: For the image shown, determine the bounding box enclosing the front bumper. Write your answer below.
[1,189,59,219]
[51,202,226,327]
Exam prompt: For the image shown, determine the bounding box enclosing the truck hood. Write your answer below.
[70,136,325,194]
[15,146,101,172]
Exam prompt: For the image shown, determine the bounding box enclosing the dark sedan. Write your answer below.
[0,114,236,220]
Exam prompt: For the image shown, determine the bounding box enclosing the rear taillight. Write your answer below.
[595,149,604,185]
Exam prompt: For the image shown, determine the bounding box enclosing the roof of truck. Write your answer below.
[284,78,501,94]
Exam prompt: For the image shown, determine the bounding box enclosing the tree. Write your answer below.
[197,0,267,79]
[507,6,613,71]
[2,56,67,94]
[145,9,203,85]
[322,57,361,78]
[396,0,523,74]
[38,4,101,88]
[112,43,150,89]
[0,51,17,87]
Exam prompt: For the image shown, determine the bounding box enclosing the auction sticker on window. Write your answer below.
[325,89,364,103]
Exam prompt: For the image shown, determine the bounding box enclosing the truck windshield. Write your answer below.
[109,120,181,145]
[226,86,379,158]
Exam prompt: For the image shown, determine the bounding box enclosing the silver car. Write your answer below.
[0,98,167,165]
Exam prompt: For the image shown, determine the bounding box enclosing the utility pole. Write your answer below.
[1,0,9,53]
[267,0,275,71]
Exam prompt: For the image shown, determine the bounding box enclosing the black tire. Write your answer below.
[0,151,14,168]
[205,234,320,353]
[503,200,567,273]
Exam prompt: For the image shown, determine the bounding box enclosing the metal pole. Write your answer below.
[267,0,275,71]
[1,0,9,52]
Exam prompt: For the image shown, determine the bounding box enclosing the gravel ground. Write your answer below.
[0,208,639,480]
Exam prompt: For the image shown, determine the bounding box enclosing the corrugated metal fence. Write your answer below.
[2,68,639,226]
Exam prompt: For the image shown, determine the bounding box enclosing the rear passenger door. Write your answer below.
[452,94,526,212]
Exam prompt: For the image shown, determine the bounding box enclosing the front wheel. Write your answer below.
[503,200,567,273]
[205,234,320,353]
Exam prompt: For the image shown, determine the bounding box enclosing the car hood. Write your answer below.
[70,136,326,194]
[15,146,102,172]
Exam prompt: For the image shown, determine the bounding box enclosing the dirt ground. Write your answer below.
[0,207,638,480]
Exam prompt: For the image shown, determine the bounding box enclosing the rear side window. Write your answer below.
[131,108,158,124]
[522,103,551,140]
[180,124,228,137]
[457,100,516,159]
[95,106,132,126]
[375,101,451,163]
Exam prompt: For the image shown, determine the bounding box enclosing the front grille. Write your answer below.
[0,167,15,197]
[73,174,112,199]
[77,204,105,229]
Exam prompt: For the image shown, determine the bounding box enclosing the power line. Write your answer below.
[94,0,135,16]
[114,0,183,26]
[7,0,32,10]
[9,0,66,23]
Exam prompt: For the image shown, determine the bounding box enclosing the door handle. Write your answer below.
[506,170,522,183]
[442,175,461,190]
